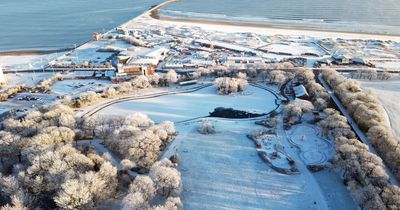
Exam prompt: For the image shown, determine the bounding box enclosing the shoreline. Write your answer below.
[146,0,400,40]
[0,48,73,56]
[154,15,400,40]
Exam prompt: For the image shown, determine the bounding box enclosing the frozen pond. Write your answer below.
[95,85,278,122]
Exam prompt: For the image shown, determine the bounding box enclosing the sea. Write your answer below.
[1,0,399,52]
[0,0,163,52]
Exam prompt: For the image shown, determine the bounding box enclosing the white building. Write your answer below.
[0,65,5,85]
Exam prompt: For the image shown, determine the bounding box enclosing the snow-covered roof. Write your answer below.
[128,58,159,66]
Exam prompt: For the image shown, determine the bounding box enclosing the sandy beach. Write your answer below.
[147,0,400,41]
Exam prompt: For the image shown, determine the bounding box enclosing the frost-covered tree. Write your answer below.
[267,70,287,87]
[152,197,182,210]
[132,75,151,89]
[121,35,146,47]
[149,159,181,197]
[129,176,156,202]
[284,100,314,125]
[198,119,216,134]
[122,192,147,210]
[214,77,248,94]
[237,72,247,80]
[121,159,136,171]
[103,87,117,98]
[322,69,400,180]
[148,73,160,85]
[165,70,178,84]
[124,112,154,127]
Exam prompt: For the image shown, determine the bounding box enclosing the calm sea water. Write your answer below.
[163,0,400,35]
[1,0,399,51]
[0,0,162,51]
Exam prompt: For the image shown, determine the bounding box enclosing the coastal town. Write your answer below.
[0,1,400,210]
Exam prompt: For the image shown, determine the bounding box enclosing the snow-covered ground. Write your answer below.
[0,53,59,71]
[372,61,400,72]
[95,85,278,123]
[2,72,56,89]
[359,77,400,137]
[161,119,356,210]
[51,79,111,95]
[286,124,333,165]
[260,42,326,56]
[51,41,113,66]
[90,82,355,209]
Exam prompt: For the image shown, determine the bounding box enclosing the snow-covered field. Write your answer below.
[260,42,326,56]
[359,78,400,137]
[90,82,356,209]
[287,124,333,165]
[2,72,56,89]
[0,53,59,70]
[161,119,356,210]
[51,41,113,66]
[95,86,278,123]
[51,79,111,95]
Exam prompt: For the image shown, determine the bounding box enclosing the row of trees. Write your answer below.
[322,69,400,180]
[0,73,65,102]
[34,73,64,93]
[318,108,400,210]
[0,85,25,101]
[66,75,153,108]
[122,159,182,210]
[192,61,296,80]
[66,71,180,108]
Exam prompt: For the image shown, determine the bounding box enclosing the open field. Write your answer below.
[359,77,400,137]
[51,79,111,95]
[91,83,356,209]
[159,119,356,210]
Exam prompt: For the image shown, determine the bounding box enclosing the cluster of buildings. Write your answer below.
[116,46,169,76]
[44,18,400,81]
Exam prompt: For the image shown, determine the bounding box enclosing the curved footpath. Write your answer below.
[79,83,283,122]
[79,84,212,119]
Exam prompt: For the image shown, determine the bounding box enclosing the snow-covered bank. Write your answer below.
[0,53,59,71]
